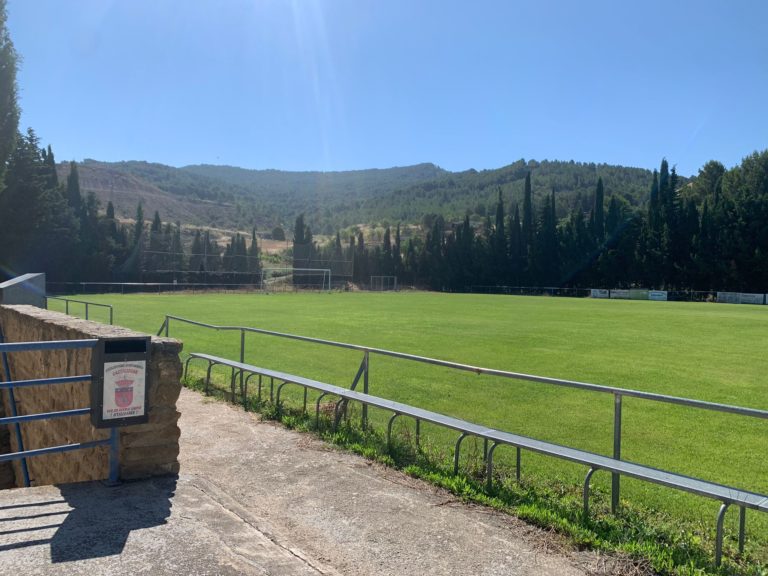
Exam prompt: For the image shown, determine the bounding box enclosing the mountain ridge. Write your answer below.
[58,158,663,236]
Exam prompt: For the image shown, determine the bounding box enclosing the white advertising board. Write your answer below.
[739,293,765,305]
[649,290,668,301]
[717,292,739,304]
[591,289,609,299]
[610,289,630,299]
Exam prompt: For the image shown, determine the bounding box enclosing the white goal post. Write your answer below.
[260,268,332,291]
[370,275,398,291]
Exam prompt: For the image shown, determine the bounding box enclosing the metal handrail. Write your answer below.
[0,337,118,487]
[163,313,768,520]
[160,315,768,420]
[46,296,114,324]
[0,339,99,352]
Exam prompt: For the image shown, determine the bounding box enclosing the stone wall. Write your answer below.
[0,305,182,487]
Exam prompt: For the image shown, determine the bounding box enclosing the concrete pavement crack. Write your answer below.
[186,475,336,575]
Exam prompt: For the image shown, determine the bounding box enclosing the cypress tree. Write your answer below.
[648,170,660,233]
[393,223,403,278]
[133,203,144,247]
[43,144,58,188]
[535,188,559,286]
[593,177,605,243]
[151,210,162,233]
[522,172,534,253]
[509,204,522,285]
[248,230,261,276]
[494,188,505,243]
[170,221,184,275]
[66,161,82,213]
[605,196,620,239]
[190,229,204,273]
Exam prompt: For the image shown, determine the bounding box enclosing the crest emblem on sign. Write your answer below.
[115,377,134,407]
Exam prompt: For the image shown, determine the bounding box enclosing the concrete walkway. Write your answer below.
[0,388,595,575]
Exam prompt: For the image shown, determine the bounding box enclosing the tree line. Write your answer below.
[0,131,263,285]
[295,152,768,293]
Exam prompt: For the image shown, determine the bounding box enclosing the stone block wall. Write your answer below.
[0,305,182,488]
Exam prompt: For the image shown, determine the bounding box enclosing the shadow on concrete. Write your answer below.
[47,475,176,563]
[2,474,177,564]
[0,476,176,560]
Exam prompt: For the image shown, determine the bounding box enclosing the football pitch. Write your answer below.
[49,291,768,547]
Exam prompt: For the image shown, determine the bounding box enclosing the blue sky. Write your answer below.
[6,0,768,176]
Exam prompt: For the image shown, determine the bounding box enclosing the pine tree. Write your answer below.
[0,0,19,190]
[0,130,77,281]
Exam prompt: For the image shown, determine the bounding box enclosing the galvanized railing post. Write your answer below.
[109,306,114,325]
[612,393,622,513]
[165,315,170,337]
[739,506,746,554]
[107,427,120,486]
[715,502,730,567]
[362,350,369,429]
[85,302,89,320]
[240,329,245,405]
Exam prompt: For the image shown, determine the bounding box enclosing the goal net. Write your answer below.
[261,268,332,291]
[369,276,398,291]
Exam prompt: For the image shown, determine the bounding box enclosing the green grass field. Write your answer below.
[48,291,768,559]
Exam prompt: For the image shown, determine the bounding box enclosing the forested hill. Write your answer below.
[61,158,660,234]
[357,159,657,226]
[61,160,447,232]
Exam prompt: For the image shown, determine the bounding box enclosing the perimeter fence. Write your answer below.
[468,285,727,302]
[46,281,337,295]
[160,314,768,530]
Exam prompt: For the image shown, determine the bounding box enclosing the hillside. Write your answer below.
[58,159,663,236]
[356,159,657,225]
[57,160,249,230]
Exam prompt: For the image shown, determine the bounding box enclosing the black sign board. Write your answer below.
[90,337,151,428]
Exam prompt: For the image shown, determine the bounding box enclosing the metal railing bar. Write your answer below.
[0,438,111,463]
[0,375,92,390]
[46,296,115,324]
[47,297,113,311]
[0,408,90,426]
[0,339,98,352]
[167,315,768,419]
